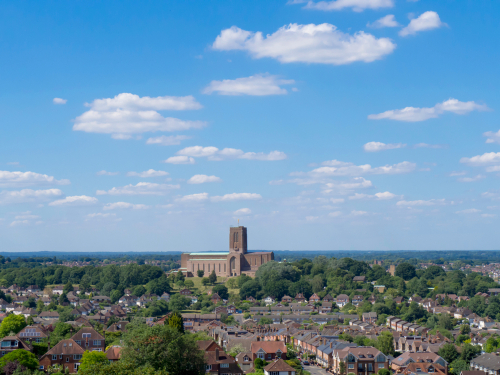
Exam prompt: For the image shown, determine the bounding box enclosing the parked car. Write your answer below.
[303,361,309,365]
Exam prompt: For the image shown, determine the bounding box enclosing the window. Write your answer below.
[267,354,272,359]
[74,355,82,360]
[206,365,212,371]
[93,340,101,346]
[244,356,249,361]
[74,364,80,370]
[92,348,102,352]
[368,363,373,371]
[221,363,229,368]
[378,364,385,368]
[66,357,69,362]
[348,364,355,369]
[82,333,91,338]
[59,355,63,359]
[52,355,57,360]
[258,352,265,359]
[76,340,81,346]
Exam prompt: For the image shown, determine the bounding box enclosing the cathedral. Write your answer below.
[180,226,274,277]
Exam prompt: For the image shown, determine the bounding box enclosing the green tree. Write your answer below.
[239,279,261,299]
[168,294,191,311]
[378,369,391,375]
[438,313,453,330]
[63,281,74,294]
[212,285,229,300]
[460,343,481,363]
[122,321,204,374]
[201,278,210,287]
[460,324,471,335]
[133,285,147,297]
[375,331,395,356]
[79,274,92,293]
[196,270,204,278]
[395,263,416,280]
[168,311,185,333]
[450,359,469,375]
[438,343,460,364]
[258,317,273,325]
[184,280,194,288]
[79,350,108,372]
[0,314,26,338]
[0,349,38,370]
[59,293,69,306]
[208,270,217,285]
[78,360,168,375]
[339,361,346,375]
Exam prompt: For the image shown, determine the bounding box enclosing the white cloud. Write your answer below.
[0,171,70,188]
[234,208,252,215]
[367,14,400,28]
[126,169,169,178]
[322,178,373,192]
[0,189,63,205]
[73,93,205,139]
[163,156,196,165]
[458,175,485,183]
[486,166,500,173]
[449,171,466,177]
[176,146,287,161]
[103,202,150,210]
[400,11,446,37]
[456,208,481,214]
[364,142,406,152]
[460,152,500,166]
[212,23,396,65]
[96,182,179,196]
[49,196,98,206]
[351,210,368,216]
[203,74,295,96]
[86,213,117,219]
[15,212,40,220]
[302,0,393,12]
[10,220,29,227]
[330,198,345,204]
[484,130,500,144]
[329,211,342,217]
[146,135,191,146]
[176,193,209,202]
[414,143,446,149]
[482,213,497,218]
[368,98,488,122]
[53,98,67,105]
[187,175,222,184]
[310,160,416,176]
[397,199,445,206]
[349,191,397,200]
[97,170,119,176]
[306,216,319,221]
[211,193,262,202]
[368,99,488,122]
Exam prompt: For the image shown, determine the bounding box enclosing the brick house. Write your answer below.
[205,348,243,375]
[323,294,334,302]
[362,312,377,324]
[309,293,321,303]
[0,336,30,357]
[179,289,192,296]
[391,352,448,374]
[352,295,364,307]
[263,358,296,375]
[282,295,293,303]
[211,293,222,304]
[336,294,350,308]
[251,341,287,362]
[17,325,48,344]
[105,346,122,363]
[39,339,84,373]
[71,327,105,352]
[295,293,306,302]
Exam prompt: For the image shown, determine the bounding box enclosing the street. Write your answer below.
[304,365,330,375]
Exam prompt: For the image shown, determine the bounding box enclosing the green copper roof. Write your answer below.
[189,252,229,256]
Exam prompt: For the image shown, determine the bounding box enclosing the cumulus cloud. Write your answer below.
[49,196,98,206]
[0,171,70,188]
[234,208,251,215]
[96,170,119,176]
[163,156,196,165]
[364,142,406,152]
[414,143,446,149]
[212,23,396,65]
[203,74,295,96]
[351,210,369,216]
[400,11,446,37]
[367,14,400,28]
[460,152,500,166]
[187,175,222,184]
[300,0,394,12]
[484,130,500,144]
[349,191,398,200]
[310,160,416,176]
[211,193,262,202]
[322,178,373,192]
[0,189,63,205]
[329,211,342,217]
[449,171,466,177]
[96,182,179,196]
[86,213,117,219]
[368,98,488,122]
[482,213,497,218]
[103,202,150,210]
[146,135,191,146]
[456,208,481,214]
[396,199,445,206]
[126,169,169,178]
[176,193,209,202]
[73,93,205,139]
[10,220,30,227]
[458,175,485,183]
[53,98,67,105]
[176,146,287,161]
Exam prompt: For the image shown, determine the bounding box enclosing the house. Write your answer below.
[374,285,386,293]
[352,295,364,307]
[264,358,296,375]
[391,352,448,373]
[179,289,192,296]
[236,352,254,372]
[251,341,287,362]
[211,293,222,304]
[52,285,64,295]
[118,295,137,307]
[336,294,350,308]
[470,353,500,375]
[105,346,122,362]
[309,293,321,303]
[226,305,236,314]
[246,296,257,303]
[353,276,366,282]
[160,293,170,302]
[403,363,447,375]
[92,296,111,304]
[333,347,389,375]
[39,311,60,320]
[27,285,40,293]
[71,327,105,352]
[0,336,31,357]
[204,348,243,375]
[320,302,333,314]
[264,296,276,306]
[18,325,48,343]
[124,289,132,296]
[362,312,377,324]
[323,294,334,302]
[281,295,293,303]
[295,293,306,303]
[39,339,84,373]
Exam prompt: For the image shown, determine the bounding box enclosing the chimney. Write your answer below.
[330,342,333,349]
[257,336,261,341]
[215,349,219,361]
[47,342,50,350]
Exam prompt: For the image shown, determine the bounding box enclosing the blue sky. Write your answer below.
[1,0,500,252]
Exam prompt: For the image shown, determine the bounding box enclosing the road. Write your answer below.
[304,365,330,375]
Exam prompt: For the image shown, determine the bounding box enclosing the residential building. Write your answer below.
[39,339,84,373]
